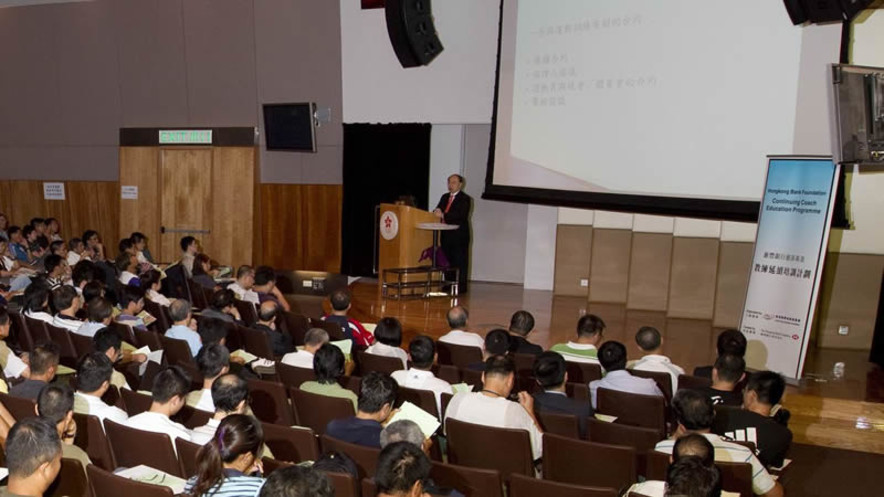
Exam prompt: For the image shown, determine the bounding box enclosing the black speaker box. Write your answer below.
[385,0,444,68]
[783,0,874,25]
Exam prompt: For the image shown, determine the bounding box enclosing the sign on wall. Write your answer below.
[158,129,212,145]
[42,182,65,200]
[741,156,840,379]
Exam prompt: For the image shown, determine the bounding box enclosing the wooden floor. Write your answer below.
[343,279,884,454]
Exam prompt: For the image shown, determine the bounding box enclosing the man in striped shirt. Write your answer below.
[549,314,605,364]
[655,390,783,497]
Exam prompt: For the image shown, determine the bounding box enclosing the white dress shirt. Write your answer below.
[191,389,214,413]
[190,417,221,445]
[280,349,314,369]
[628,354,685,392]
[437,329,485,350]
[228,282,260,305]
[445,392,543,460]
[147,289,172,307]
[589,370,664,409]
[391,368,453,414]
[73,392,129,427]
[76,321,105,338]
[66,251,81,267]
[124,411,192,443]
[365,342,409,369]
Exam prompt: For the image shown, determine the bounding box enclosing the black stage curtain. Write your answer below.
[341,123,431,277]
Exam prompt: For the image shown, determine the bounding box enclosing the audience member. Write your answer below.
[202,288,243,324]
[326,371,397,448]
[116,252,141,287]
[445,355,543,460]
[82,230,106,262]
[655,390,783,497]
[92,327,134,390]
[187,344,231,412]
[380,420,430,453]
[190,374,250,445]
[37,383,92,470]
[694,329,747,378]
[589,340,663,409]
[629,326,685,393]
[375,442,433,497]
[251,301,294,356]
[252,265,291,312]
[300,343,358,409]
[50,285,83,332]
[166,299,202,357]
[322,289,374,346]
[0,306,29,380]
[507,310,542,355]
[464,329,511,371]
[628,434,731,497]
[532,351,593,438]
[365,317,408,369]
[66,237,86,267]
[124,365,193,443]
[180,235,199,278]
[199,318,233,351]
[44,253,68,289]
[10,343,59,401]
[77,297,112,337]
[228,265,260,305]
[3,417,63,497]
[697,353,746,407]
[70,260,96,295]
[281,328,328,369]
[115,285,148,331]
[437,306,484,350]
[259,466,333,497]
[185,414,265,497]
[142,269,171,306]
[666,457,723,497]
[712,371,792,468]
[550,314,605,364]
[23,281,53,324]
[131,231,157,270]
[72,352,129,425]
[391,335,453,413]
[191,253,219,290]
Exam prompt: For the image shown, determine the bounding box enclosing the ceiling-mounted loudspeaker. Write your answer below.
[783,0,875,25]
[385,0,444,68]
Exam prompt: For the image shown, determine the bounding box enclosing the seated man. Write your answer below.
[179,235,199,278]
[391,335,453,413]
[43,254,68,290]
[201,289,243,324]
[259,466,334,497]
[228,265,260,304]
[322,289,374,347]
[10,343,59,401]
[712,371,792,468]
[437,306,484,350]
[628,433,738,497]
[93,327,134,391]
[165,299,202,358]
[655,390,783,497]
[187,344,230,412]
[628,326,685,393]
[365,317,408,369]
[72,352,129,425]
[375,441,433,497]
[697,353,746,407]
[507,310,543,355]
[3,417,63,497]
[37,383,92,470]
[444,355,544,461]
[251,301,294,357]
[326,371,397,448]
[380,420,432,455]
[695,329,747,379]
[667,457,724,497]
[66,237,87,267]
[550,314,605,364]
[465,329,511,371]
[252,265,291,312]
[50,285,83,332]
[124,365,193,443]
[532,351,593,438]
[300,343,358,410]
[76,296,113,338]
[589,340,663,409]
[281,328,329,369]
[0,306,30,381]
[190,373,249,445]
[115,286,148,331]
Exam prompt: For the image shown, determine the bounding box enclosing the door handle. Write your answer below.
[160,226,211,235]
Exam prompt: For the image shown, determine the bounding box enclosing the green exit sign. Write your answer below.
[159,129,213,144]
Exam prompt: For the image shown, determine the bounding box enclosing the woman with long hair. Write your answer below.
[185,414,265,497]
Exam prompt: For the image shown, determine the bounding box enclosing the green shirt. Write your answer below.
[300,381,358,410]
[550,342,600,363]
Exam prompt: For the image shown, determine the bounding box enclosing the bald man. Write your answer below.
[250,301,294,357]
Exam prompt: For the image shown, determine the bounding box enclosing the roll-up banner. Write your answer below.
[740,156,840,380]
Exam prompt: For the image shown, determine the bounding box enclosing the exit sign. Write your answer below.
[159,129,213,144]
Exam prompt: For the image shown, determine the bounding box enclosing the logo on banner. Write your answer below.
[380,211,399,240]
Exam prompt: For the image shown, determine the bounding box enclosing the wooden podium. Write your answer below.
[378,203,437,277]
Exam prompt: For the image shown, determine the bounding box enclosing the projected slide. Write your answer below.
[490,0,841,216]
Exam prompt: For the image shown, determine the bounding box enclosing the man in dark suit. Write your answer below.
[433,174,471,293]
[531,351,593,438]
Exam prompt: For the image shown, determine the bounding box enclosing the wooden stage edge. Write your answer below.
[339,279,884,455]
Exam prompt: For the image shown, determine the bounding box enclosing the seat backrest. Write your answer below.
[103,419,182,477]
[262,457,295,476]
[248,378,295,426]
[45,457,91,497]
[176,437,203,478]
[108,321,136,346]
[143,300,171,332]
[277,362,316,388]
[436,342,483,369]
[45,324,78,361]
[596,388,666,434]
[432,364,461,385]
[160,264,189,301]
[677,374,712,391]
[565,361,602,383]
[361,478,377,497]
[445,418,534,481]
[356,350,404,376]
[262,423,319,463]
[440,392,454,419]
[240,325,276,360]
[320,435,382,481]
[536,411,581,439]
[460,368,483,388]
[396,386,440,420]
[509,473,618,497]
[0,392,37,420]
[187,279,209,309]
[586,418,662,452]
[233,299,259,327]
[717,461,754,497]
[120,389,153,417]
[543,434,636,492]
[72,412,115,471]
[87,463,174,497]
[566,382,589,402]
[643,450,670,480]
[630,369,673,400]
[430,461,503,497]
[24,316,51,344]
[339,375,361,396]
[172,404,213,430]
[280,311,310,346]
[310,317,347,341]
[134,328,163,352]
[158,334,195,367]
[323,471,358,497]
[69,331,94,358]
[512,353,537,377]
[288,387,355,435]
[8,311,33,353]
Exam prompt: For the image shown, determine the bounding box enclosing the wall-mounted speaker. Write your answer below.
[783,0,875,25]
[385,0,444,68]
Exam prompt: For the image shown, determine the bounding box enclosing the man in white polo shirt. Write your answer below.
[190,374,249,445]
[437,306,484,350]
[124,365,193,444]
[628,326,685,393]
[281,328,329,369]
[185,344,230,413]
[655,390,783,497]
[72,352,129,426]
[391,335,453,413]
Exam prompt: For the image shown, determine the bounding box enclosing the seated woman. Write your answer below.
[365,317,408,369]
[82,230,106,262]
[142,270,172,307]
[192,253,219,291]
[185,414,265,497]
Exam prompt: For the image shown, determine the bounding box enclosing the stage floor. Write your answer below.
[343,279,884,454]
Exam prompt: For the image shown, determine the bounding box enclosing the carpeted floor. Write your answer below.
[781,443,884,496]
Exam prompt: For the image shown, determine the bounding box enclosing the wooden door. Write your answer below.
[159,149,213,263]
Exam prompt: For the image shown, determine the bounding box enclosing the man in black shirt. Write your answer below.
[532,352,593,438]
[712,371,792,468]
[696,353,745,407]
[507,310,543,355]
[10,343,60,401]
[326,372,397,448]
[251,301,294,357]
[694,328,747,378]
